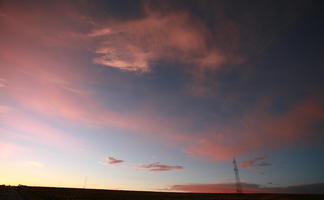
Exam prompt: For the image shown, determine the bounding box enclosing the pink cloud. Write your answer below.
[238,155,271,170]
[184,96,324,162]
[87,0,302,76]
[0,108,83,151]
[0,26,194,141]
[100,157,124,165]
[0,46,192,153]
[0,1,247,163]
[90,6,226,73]
[4,62,321,162]
[184,139,247,162]
[137,162,183,172]
[88,28,112,37]
[0,1,92,50]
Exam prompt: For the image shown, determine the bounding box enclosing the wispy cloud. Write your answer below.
[184,96,324,162]
[136,162,183,172]
[100,157,124,165]
[90,6,226,73]
[239,155,271,170]
[88,28,111,37]
[1,109,84,151]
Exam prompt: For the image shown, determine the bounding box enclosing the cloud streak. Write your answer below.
[1,109,83,151]
[137,162,183,172]
[239,155,271,170]
[100,157,124,165]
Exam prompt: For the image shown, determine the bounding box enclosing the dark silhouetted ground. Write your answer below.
[0,185,323,200]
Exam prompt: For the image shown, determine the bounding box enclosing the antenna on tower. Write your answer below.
[233,157,243,193]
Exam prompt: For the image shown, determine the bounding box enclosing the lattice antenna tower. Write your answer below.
[233,157,243,193]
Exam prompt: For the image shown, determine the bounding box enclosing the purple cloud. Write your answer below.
[100,157,124,165]
[137,162,183,172]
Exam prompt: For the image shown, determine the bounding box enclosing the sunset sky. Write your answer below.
[1,0,324,194]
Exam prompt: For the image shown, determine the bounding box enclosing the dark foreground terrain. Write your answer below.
[1,185,323,200]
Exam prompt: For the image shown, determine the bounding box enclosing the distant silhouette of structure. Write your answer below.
[233,157,243,193]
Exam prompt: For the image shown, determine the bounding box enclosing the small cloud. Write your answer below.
[239,155,272,170]
[99,156,124,165]
[136,162,183,172]
[27,161,44,167]
[93,46,150,73]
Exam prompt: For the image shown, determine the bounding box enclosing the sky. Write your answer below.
[0,0,324,194]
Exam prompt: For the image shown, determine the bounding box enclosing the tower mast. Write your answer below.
[233,157,243,193]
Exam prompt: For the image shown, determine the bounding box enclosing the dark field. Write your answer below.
[1,186,323,200]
